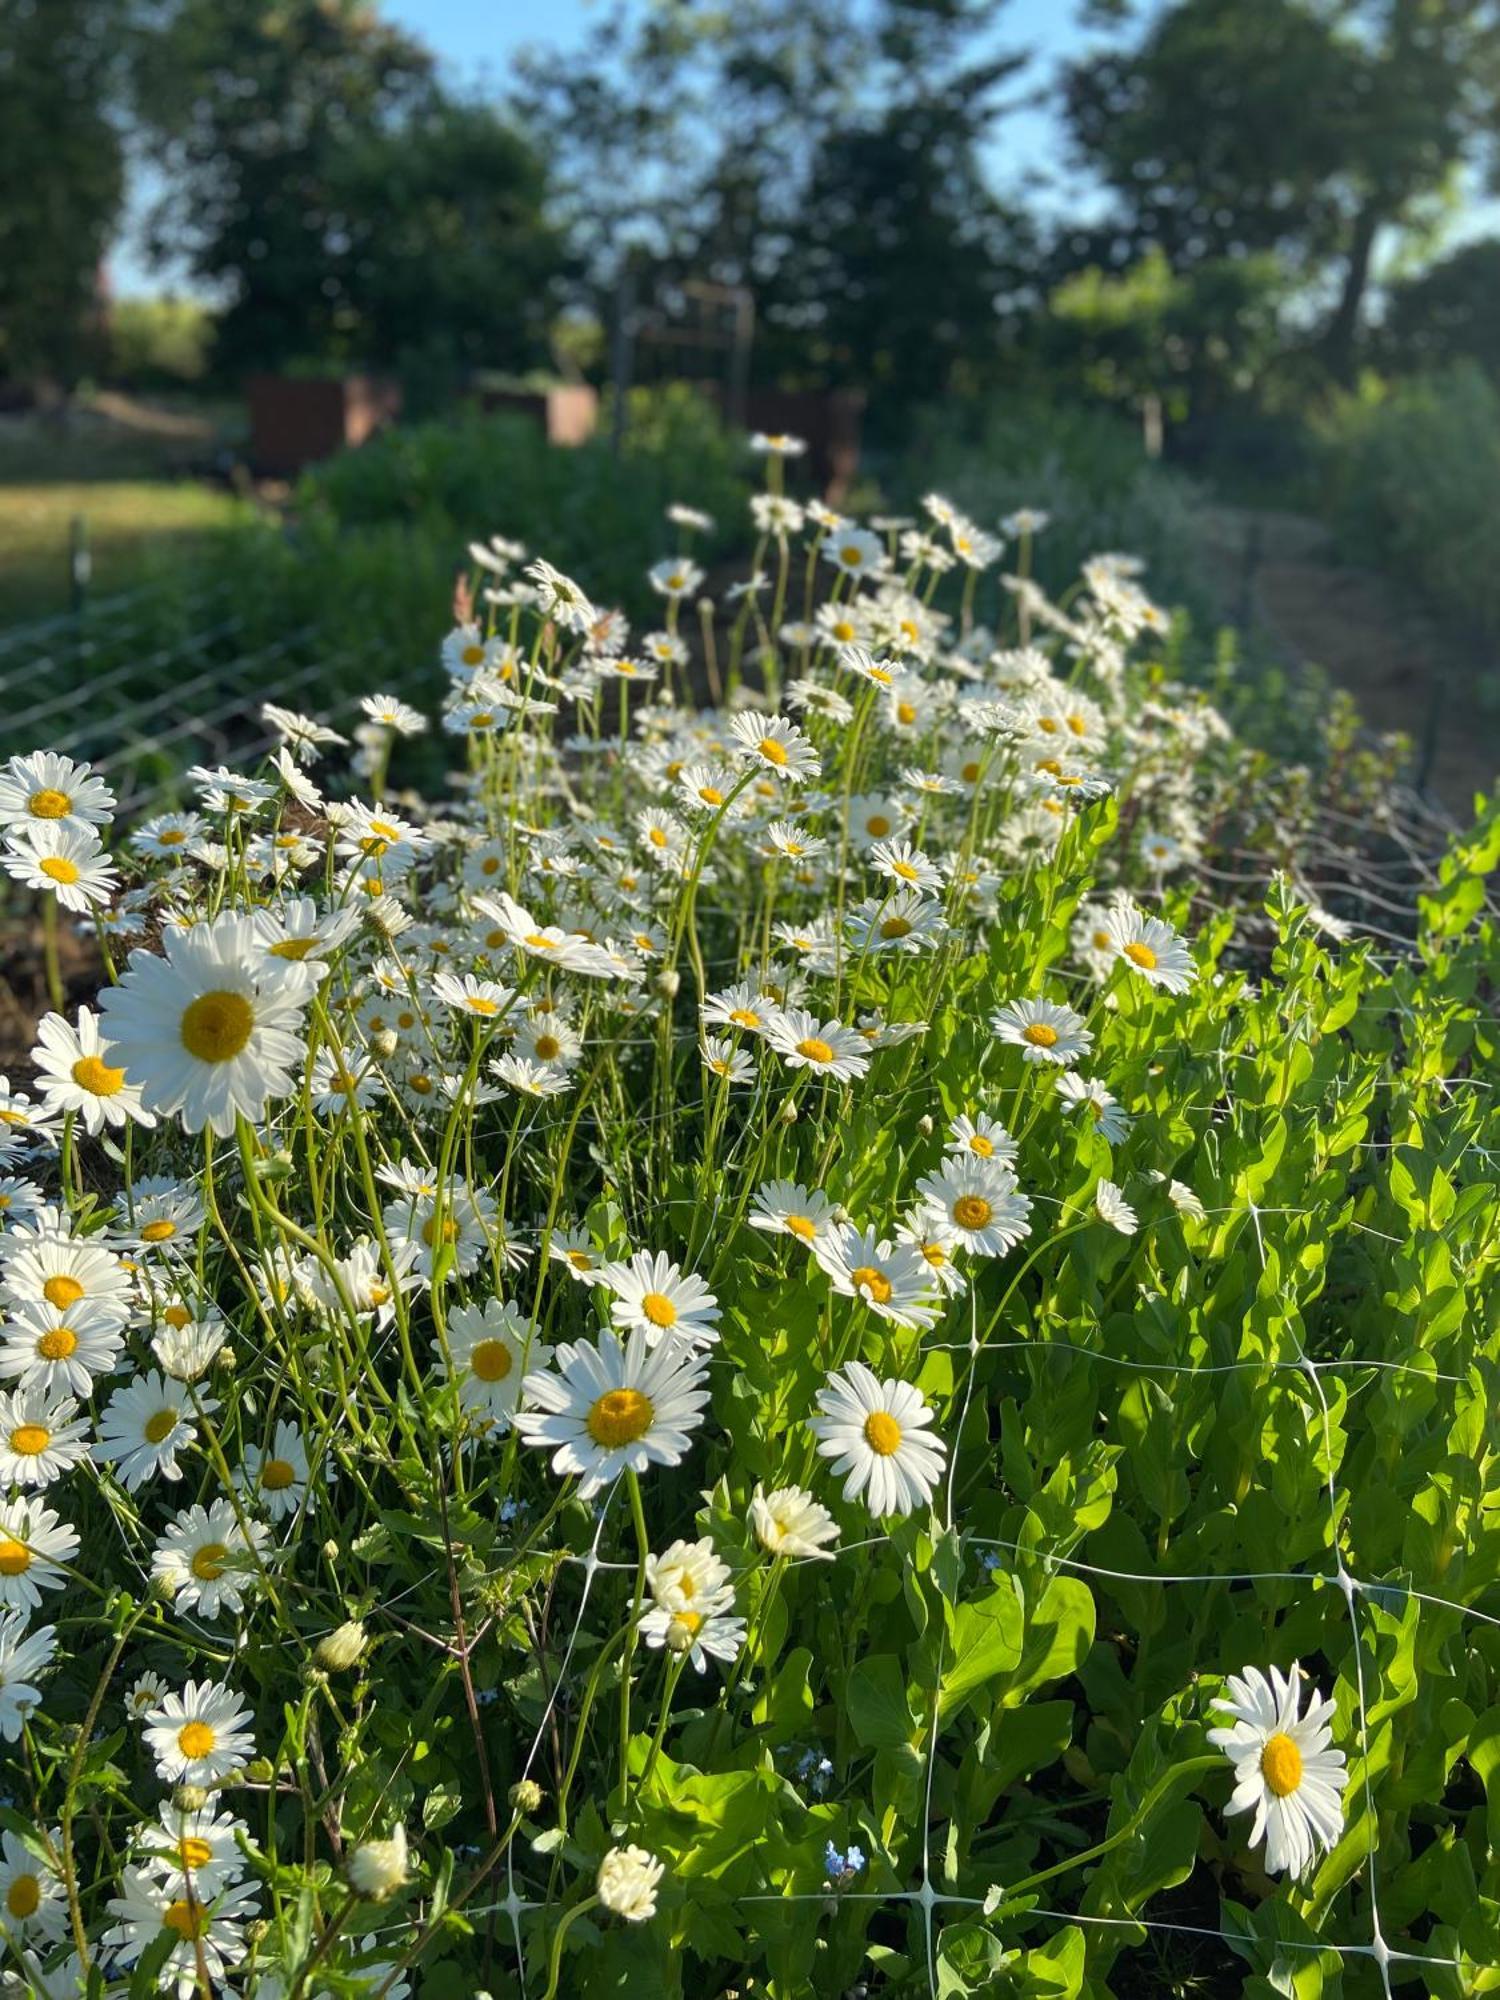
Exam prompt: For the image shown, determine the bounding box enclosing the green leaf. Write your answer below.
[846,1653,917,1749]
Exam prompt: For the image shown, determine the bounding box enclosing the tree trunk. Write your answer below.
[1324,199,1382,383]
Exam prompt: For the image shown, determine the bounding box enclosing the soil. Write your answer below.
[1193,502,1500,814]
[0,914,104,1082]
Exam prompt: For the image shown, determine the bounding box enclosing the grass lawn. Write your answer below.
[0,479,250,625]
[0,392,253,626]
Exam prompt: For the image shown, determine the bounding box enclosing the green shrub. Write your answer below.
[106,296,214,385]
[1317,362,1500,641]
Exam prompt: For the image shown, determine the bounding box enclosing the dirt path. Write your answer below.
[1193,502,1500,813]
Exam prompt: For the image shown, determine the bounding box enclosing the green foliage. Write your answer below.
[135,0,564,386]
[0,0,132,387]
[105,297,214,385]
[1316,362,1500,642]
[294,388,751,622]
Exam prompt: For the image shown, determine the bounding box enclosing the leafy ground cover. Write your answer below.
[0,456,1494,1999]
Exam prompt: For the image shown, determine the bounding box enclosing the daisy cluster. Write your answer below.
[0,448,1473,1998]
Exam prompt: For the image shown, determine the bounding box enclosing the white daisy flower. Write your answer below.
[701,1036,755,1086]
[808,1363,947,1519]
[0,1827,65,1941]
[2,824,118,910]
[728,712,820,784]
[990,996,1093,1066]
[945,1111,1017,1166]
[1207,1662,1347,1878]
[1056,1071,1132,1143]
[241,1420,313,1521]
[915,1160,1032,1257]
[439,1299,548,1426]
[1105,901,1196,993]
[515,1329,710,1498]
[747,1179,837,1248]
[29,1007,156,1135]
[151,1499,270,1620]
[93,1372,211,1491]
[0,1304,123,1396]
[639,1601,746,1672]
[98,911,319,1137]
[749,1484,840,1560]
[143,1677,256,1786]
[103,1864,259,1990]
[0,1389,90,1488]
[0,752,116,837]
[0,1500,78,1612]
[0,1613,55,1740]
[1094,1179,1139,1234]
[137,1801,250,1898]
[597,1250,720,1349]
[763,1008,871,1082]
[546,1227,605,1284]
[811,1225,941,1330]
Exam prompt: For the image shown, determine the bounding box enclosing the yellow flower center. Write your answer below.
[140,1219,178,1243]
[163,1304,191,1329]
[850,1265,893,1305]
[421,1216,460,1248]
[880,917,912,939]
[1123,941,1158,970]
[796,1037,834,1065]
[39,857,80,885]
[0,1539,30,1576]
[640,1292,677,1329]
[261,1458,296,1491]
[462,643,485,666]
[466,996,500,1016]
[179,1836,213,1870]
[9,1425,50,1456]
[566,1249,593,1270]
[840,545,864,567]
[190,1543,228,1580]
[728,1008,760,1030]
[6,1873,40,1918]
[163,1897,205,1940]
[269,937,317,960]
[891,860,919,882]
[758,737,788,767]
[784,1214,817,1242]
[952,1195,992,1231]
[1022,1023,1058,1048]
[863,1410,903,1455]
[37,1326,77,1360]
[524,932,556,949]
[27,788,71,820]
[158,829,187,845]
[177,1720,216,1760]
[586,1387,654,1448]
[896,702,917,725]
[968,1135,994,1157]
[961,762,980,785]
[1260,1732,1303,1798]
[43,1276,83,1310]
[865,814,891,837]
[470,1338,513,1383]
[1092,929,1111,951]
[180,990,254,1064]
[144,1409,178,1444]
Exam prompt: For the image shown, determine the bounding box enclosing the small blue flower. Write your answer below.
[823,1841,867,1887]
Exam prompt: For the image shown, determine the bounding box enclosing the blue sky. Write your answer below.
[112,0,1102,294]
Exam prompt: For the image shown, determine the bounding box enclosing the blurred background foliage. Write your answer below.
[2,0,1500,778]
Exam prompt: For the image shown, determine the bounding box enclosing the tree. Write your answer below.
[1064,0,1500,383]
[1382,237,1500,378]
[0,0,135,390]
[517,0,1032,412]
[136,0,564,383]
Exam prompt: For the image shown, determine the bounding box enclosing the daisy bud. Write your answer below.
[246,1758,276,1785]
[370,1028,399,1060]
[917,1114,934,1136]
[172,1784,211,1814]
[509,1778,544,1814]
[316,1621,368,1671]
[596,1843,664,1923]
[348,1824,409,1899]
[654,968,681,1000]
[779,1099,798,1125]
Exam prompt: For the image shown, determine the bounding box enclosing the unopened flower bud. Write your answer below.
[172,1784,211,1814]
[316,1621,368,1671]
[917,1114,934,1137]
[509,1778,544,1814]
[779,1099,798,1125]
[655,968,681,1000]
[370,1028,399,1061]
